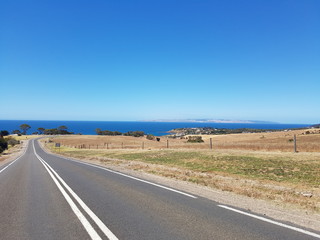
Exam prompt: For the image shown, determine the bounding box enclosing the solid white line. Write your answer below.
[0,140,29,174]
[55,154,197,199]
[38,140,197,199]
[33,141,119,240]
[33,143,102,240]
[218,205,320,239]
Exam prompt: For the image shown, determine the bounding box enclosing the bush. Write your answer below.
[0,138,8,153]
[146,134,155,140]
[187,136,204,143]
[124,131,144,137]
[6,137,20,146]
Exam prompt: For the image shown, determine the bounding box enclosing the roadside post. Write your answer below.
[294,134,297,153]
[55,142,61,153]
[210,138,213,150]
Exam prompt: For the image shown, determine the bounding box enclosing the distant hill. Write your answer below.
[146,119,277,124]
[311,124,320,128]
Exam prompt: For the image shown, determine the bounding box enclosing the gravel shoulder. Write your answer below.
[39,140,320,232]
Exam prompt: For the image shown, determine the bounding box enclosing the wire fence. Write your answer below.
[52,134,320,152]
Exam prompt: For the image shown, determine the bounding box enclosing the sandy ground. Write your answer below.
[39,141,320,232]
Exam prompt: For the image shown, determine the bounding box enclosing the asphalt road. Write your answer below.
[0,139,319,240]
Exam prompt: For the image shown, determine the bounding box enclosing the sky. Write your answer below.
[1,0,319,124]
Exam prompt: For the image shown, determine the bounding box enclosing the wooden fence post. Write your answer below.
[210,138,213,150]
[294,134,297,153]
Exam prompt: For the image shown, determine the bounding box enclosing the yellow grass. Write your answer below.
[11,135,41,141]
[43,130,320,211]
[49,128,320,152]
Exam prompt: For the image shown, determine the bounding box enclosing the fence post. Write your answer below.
[167,139,169,149]
[210,138,213,150]
[294,134,297,153]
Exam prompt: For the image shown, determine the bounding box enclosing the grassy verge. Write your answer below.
[44,140,320,211]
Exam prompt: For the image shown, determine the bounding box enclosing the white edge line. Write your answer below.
[33,141,119,240]
[37,140,197,199]
[69,159,197,199]
[218,205,320,239]
[0,140,29,174]
[33,142,102,240]
[57,153,196,199]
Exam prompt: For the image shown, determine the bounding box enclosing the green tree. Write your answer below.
[58,125,68,131]
[0,130,9,137]
[20,124,31,135]
[37,127,45,134]
[95,128,102,135]
[12,130,21,135]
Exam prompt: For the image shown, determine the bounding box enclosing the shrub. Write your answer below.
[146,134,155,140]
[124,131,144,137]
[0,138,8,153]
[6,137,20,146]
[187,136,204,143]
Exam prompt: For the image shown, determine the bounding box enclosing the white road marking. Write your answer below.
[50,152,197,199]
[38,140,197,199]
[0,140,29,174]
[218,205,320,239]
[33,141,119,240]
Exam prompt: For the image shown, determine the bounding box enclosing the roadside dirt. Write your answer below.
[40,141,320,232]
[0,140,28,167]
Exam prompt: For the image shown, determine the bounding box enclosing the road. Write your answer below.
[0,139,319,240]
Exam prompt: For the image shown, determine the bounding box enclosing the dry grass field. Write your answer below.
[44,129,320,212]
[51,128,320,152]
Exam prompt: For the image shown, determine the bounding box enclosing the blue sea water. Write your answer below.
[0,120,311,136]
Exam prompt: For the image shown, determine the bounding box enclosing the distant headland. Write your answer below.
[144,119,277,124]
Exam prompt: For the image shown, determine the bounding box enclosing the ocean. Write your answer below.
[0,120,311,136]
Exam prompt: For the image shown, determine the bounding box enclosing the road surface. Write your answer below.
[0,139,319,239]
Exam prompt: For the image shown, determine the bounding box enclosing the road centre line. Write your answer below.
[218,205,320,239]
[50,152,197,199]
[0,140,29,174]
[38,140,197,199]
[33,141,119,240]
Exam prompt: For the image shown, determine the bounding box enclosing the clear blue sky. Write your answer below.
[1,0,319,124]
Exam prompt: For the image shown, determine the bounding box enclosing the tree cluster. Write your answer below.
[10,124,73,135]
[43,126,73,135]
[95,128,122,136]
[95,129,145,137]
[123,131,145,137]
